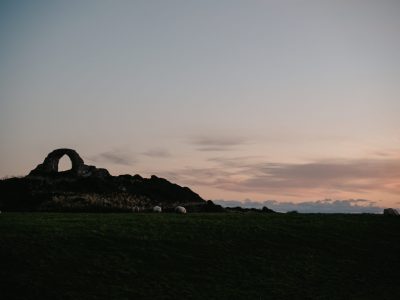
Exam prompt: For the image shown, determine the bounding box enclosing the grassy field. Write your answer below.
[1,213,399,300]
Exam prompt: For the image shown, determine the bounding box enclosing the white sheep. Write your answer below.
[175,206,187,214]
[153,206,162,213]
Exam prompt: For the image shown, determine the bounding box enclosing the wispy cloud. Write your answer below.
[233,159,400,195]
[164,156,400,198]
[141,148,171,158]
[189,135,247,151]
[214,199,383,213]
[87,149,135,166]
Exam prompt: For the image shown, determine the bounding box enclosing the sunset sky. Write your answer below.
[1,1,399,211]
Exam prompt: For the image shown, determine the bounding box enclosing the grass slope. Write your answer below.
[1,213,399,300]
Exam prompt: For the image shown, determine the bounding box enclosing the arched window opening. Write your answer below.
[58,154,72,172]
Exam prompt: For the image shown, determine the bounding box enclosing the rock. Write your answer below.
[262,206,275,213]
[204,200,225,212]
[383,208,399,216]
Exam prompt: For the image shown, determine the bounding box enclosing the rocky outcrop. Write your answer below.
[0,148,216,212]
[383,208,399,216]
[224,206,276,213]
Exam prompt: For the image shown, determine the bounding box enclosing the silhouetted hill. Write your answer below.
[0,174,226,212]
[0,148,225,212]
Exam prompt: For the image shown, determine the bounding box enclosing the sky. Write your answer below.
[1,0,399,211]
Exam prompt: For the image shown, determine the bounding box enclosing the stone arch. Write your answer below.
[41,148,85,173]
[28,148,110,178]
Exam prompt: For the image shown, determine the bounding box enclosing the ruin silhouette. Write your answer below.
[28,148,110,178]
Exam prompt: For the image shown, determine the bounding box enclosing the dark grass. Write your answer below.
[1,213,399,300]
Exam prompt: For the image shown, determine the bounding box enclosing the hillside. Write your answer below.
[0,148,223,212]
[0,174,221,212]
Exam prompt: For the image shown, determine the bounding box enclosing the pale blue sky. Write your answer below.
[1,0,399,206]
